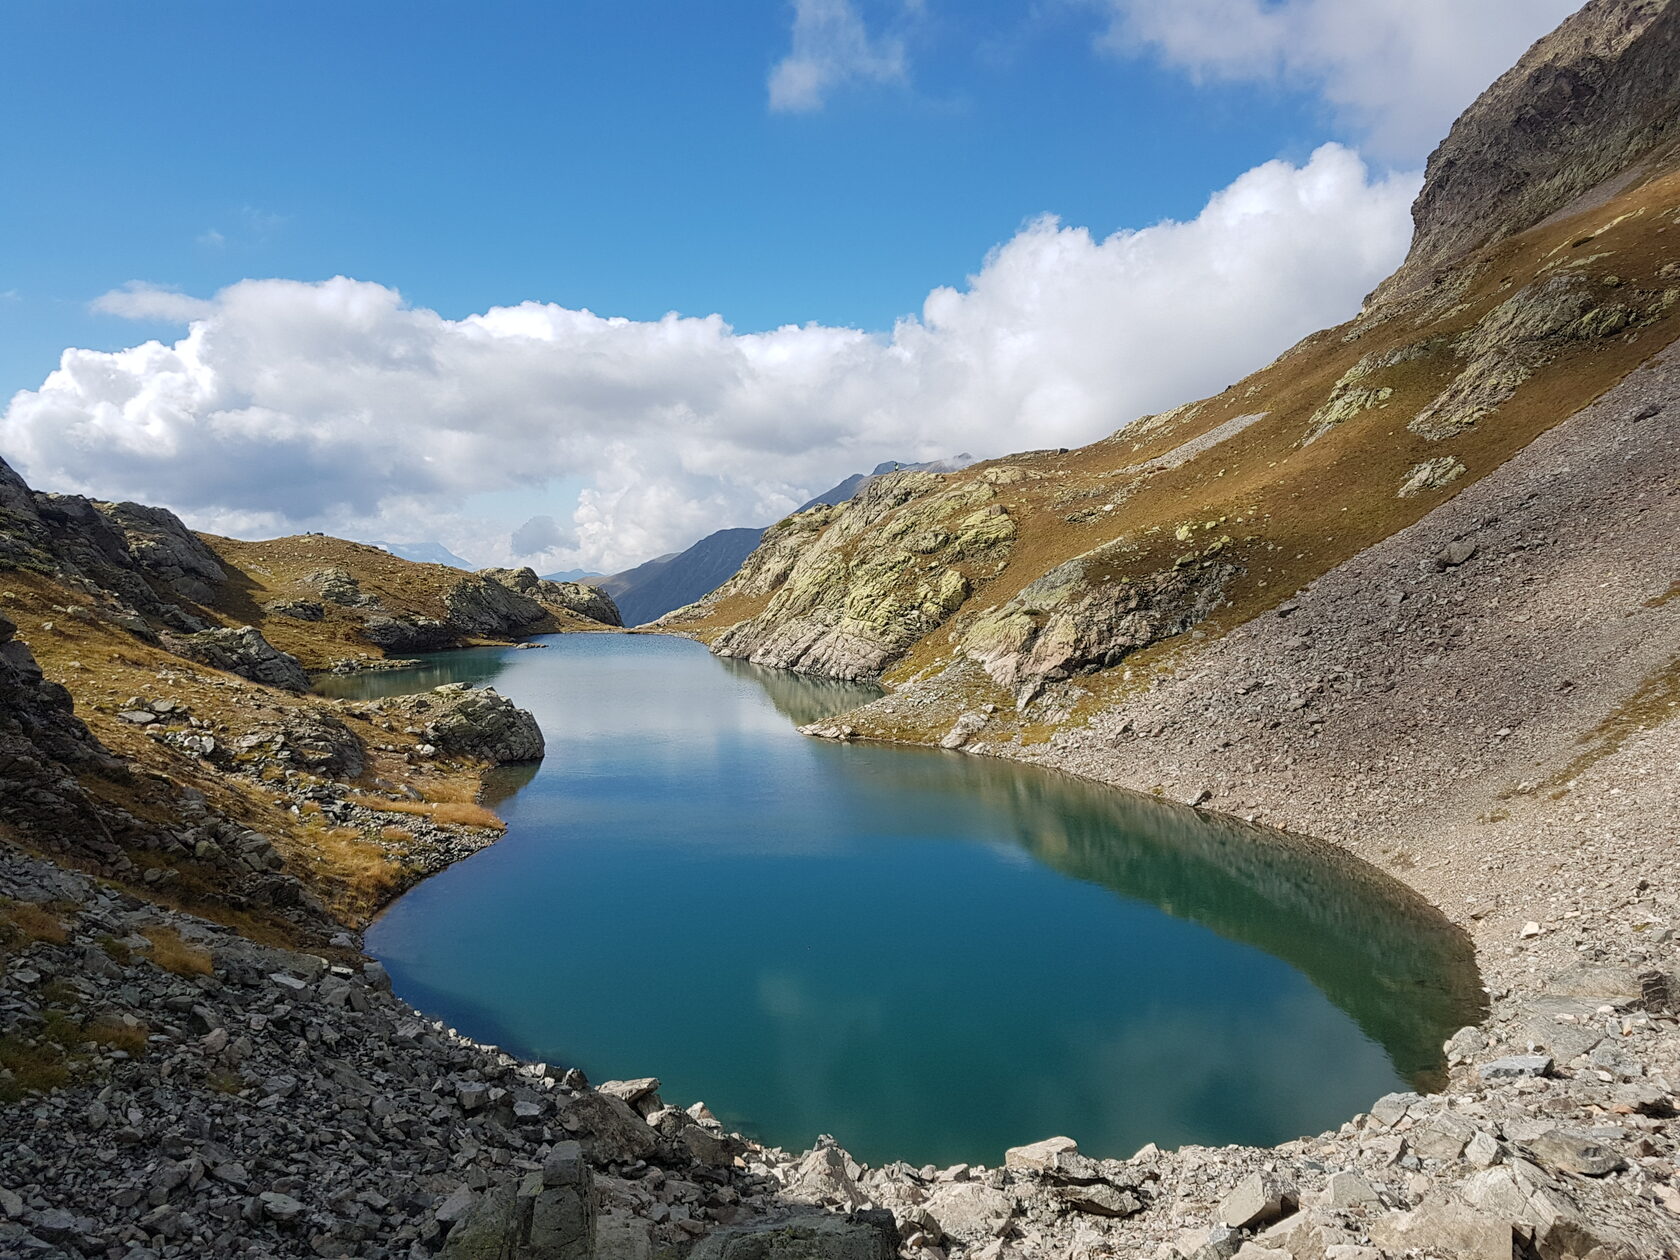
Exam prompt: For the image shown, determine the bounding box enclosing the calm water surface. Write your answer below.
[330,634,1483,1166]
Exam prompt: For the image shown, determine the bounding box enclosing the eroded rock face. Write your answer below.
[1380,0,1680,300]
[1409,271,1672,440]
[961,542,1238,693]
[709,473,1015,680]
[169,626,310,692]
[478,567,622,627]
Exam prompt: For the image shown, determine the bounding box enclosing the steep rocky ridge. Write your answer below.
[1380,0,1680,301]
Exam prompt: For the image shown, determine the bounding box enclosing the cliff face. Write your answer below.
[1379,0,1680,301]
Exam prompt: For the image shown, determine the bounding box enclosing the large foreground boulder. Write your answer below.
[437,1143,594,1260]
[690,1212,897,1260]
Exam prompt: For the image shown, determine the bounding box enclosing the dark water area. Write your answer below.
[328,634,1484,1167]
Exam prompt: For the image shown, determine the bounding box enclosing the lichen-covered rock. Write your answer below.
[307,566,379,608]
[1409,272,1661,440]
[170,626,310,692]
[477,567,622,626]
[961,541,1237,692]
[707,472,1014,680]
[1398,457,1468,498]
[91,500,227,604]
[226,710,366,779]
[384,683,544,763]
[437,1146,595,1260]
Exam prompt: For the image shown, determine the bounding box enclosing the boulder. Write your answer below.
[418,684,544,764]
[1369,1196,1513,1260]
[1218,1174,1295,1230]
[922,1183,1016,1243]
[552,1090,658,1165]
[265,600,324,621]
[169,626,309,692]
[1003,1136,1078,1174]
[437,1150,594,1260]
[308,566,378,608]
[361,615,454,653]
[689,1211,897,1260]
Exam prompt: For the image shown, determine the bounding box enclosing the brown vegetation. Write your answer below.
[139,924,214,976]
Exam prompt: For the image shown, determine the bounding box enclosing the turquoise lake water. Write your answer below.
[329,633,1483,1167]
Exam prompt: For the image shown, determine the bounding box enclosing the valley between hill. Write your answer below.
[4,0,1680,1257]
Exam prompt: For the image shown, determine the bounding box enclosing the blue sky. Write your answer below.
[0,1,1578,570]
[0,2,1329,392]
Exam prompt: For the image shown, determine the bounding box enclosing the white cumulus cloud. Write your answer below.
[90,282,217,323]
[1100,0,1581,161]
[3,144,1417,572]
[769,0,908,112]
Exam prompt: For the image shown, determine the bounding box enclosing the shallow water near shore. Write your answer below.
[329,634,1483,1167]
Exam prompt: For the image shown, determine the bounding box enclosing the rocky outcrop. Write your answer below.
[361,614,455,654]
[374,683,545,763]
[0,455,222,631]
[477,567,622,627]
[1380,0,1680,300]
[0,612,113,844]
[960,542,1237,695]
[707,473,1015,680]
[443,573,550,637]
[264,599,324,621]
[306,566,378,608]
[168,626,311,692]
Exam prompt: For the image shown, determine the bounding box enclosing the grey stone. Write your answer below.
[1410,1112,1477,1162]
[1319,1172,1381,1209]
[1477,1054,1552,1080]
[689,1211,896,1260]
[1003,1135,1078,1173]
[1525,1129,1626,1177]
[1217,1173,1295,1230]
[1055,1181,1141,1218]
[1368,1195,1514,1260]
[170,626,309,692]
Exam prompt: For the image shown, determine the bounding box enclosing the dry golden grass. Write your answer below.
[379,825,415,843]
[292,816,409,921]
[82,1014,149,1056]
[345,794,504,830]
[140,924,215,976]
[0,899,69,945]
[0,1034,69,1101]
